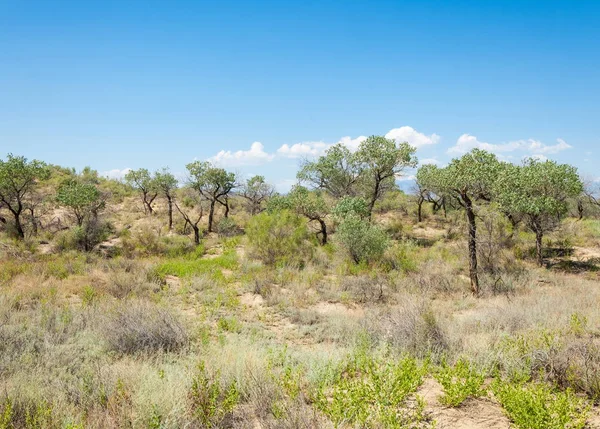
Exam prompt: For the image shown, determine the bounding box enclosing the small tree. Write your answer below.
[355,136,418,219]
[246,210,311,266]
[186,161,236,233]
[288,186,330,245]
[495,159,583,266]
[56,179,105,227]
[154,168,178,230]
[241,175,274,215]
[417,149,501,295]
[297,143,362,198]
[0,154,49,239]
[336,215,389,264]
[413,168,447,222]
[125,168,158,215]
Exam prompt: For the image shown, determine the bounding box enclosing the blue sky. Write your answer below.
[1,0,599,190]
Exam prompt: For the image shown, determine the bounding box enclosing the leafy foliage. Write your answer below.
[186,161,236,232]
[0,154,50,238]
[56,179,104,226]
[356,135,417,216]
[125,168,158,214]
[241,175,274,214]
[297,143,361,198]
[315,346,432,428]
[434,358,486,407]
[495,159,583,265]
[332,196,370,221]
[492,380,590,429]
[246,210,312,266]
[337,215,389,264]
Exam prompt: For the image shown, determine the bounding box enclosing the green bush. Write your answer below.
[246,210,312,266]
[189,362,240,427]
[336,215,389,264]
[121,227,199,257]
[54,220,113,252]
[315,346,432,428]
[215,217,240,238]
[492,380,590,429]
[434,358,486,407]
[383,241,419,273]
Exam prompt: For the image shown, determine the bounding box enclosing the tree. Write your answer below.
[413,166,447,222]
[186,161,236,233]
[355,136,418,219]
[336,215,389,264]
[56,179,105,227]
[288,186,330,245]
[495,159,583,266]
[297,143,362,198]
[125,168,158,215]
[417,149,501,295]
[174,189,203,245]
[241,175,274,215]
[0,154,49,239]
[154,168,178,230]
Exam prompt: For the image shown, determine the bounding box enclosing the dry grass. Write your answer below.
[2,199,600,427]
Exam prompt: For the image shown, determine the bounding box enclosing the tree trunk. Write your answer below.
[224,198,230,218]
[417,196,424,223]
[28,208,38,236]
[318,218,327,245]
[464,194,479,296]
[167,196,173,230]
[208,200,216,232]
[192,224,200,244]
[13,212,24,239]
[578,200,584,220]
[535,228,544,267]
[368,179,381,221]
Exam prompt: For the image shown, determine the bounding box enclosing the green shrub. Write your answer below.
[383,241,419,273]
[315,346,432,428]
[331,196,370,221]
[189,362,240,427]
[492,380,590,429]
[434,358,486,407]
[246,210,312,266]
[336,215,389,264]
[215,217,240,238]
[54,220,113,252]
[121,227,199,257]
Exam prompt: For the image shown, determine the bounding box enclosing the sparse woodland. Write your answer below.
[2,137,600,428]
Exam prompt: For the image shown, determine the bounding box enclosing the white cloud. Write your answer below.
[338,135,368,152]
[276,141,330,158]
[385,126,440,148]
[274,179,297,193]
[448,134,572,156]
[208,126,440,166]
[102,168,131,180]
[209,142,274,167]
[419,158,442,166]
[526,154,549,162]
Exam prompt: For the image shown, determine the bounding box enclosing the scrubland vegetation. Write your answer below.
[1,137,600,428]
